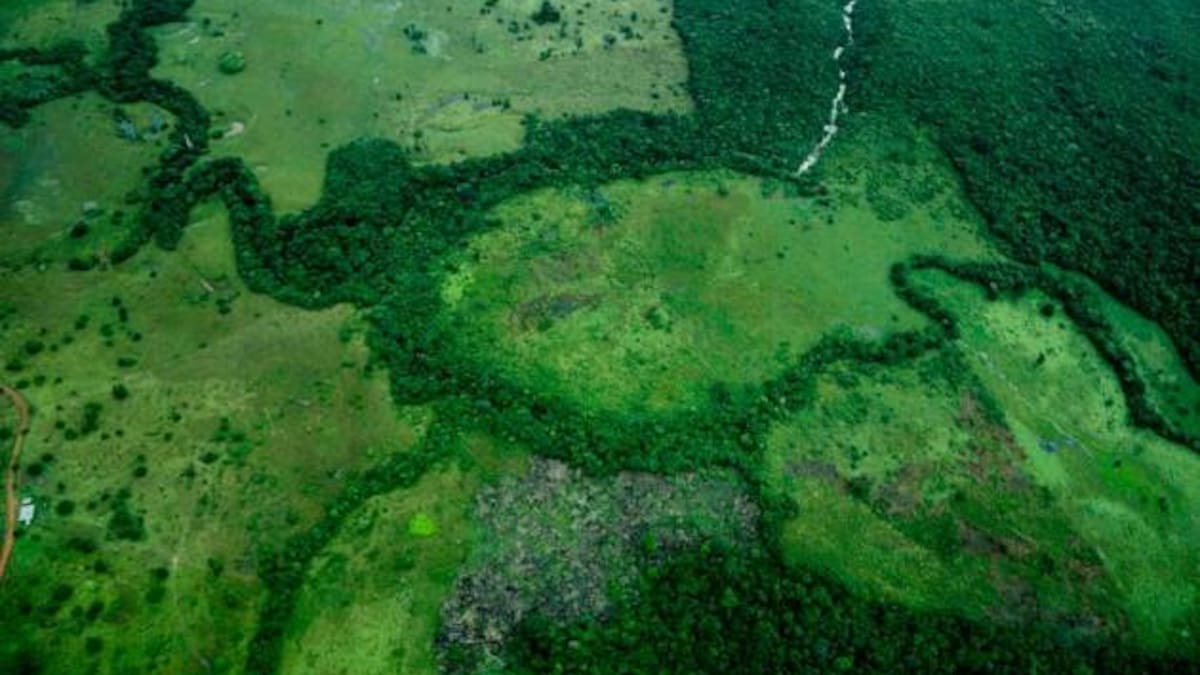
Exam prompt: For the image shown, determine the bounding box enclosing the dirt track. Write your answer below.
[0,384,31,583]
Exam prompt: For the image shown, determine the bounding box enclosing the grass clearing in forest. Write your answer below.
[0,0,119,57]
[756,114,1200,654]
[908,269,1200,654]
[441,120,996,416]
[0,205,430,672]
[764,351,1116,625]
[768,267,1200,655]
[150,0,690,210]
[1079,273,1200,439]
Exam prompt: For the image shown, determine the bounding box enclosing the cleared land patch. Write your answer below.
[438,456,756,672]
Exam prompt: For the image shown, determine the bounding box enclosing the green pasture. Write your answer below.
[911,269,1200,652]
[280,432,527,675]
[0,207,429,672]
[0,0,118,58]
[767,268,1200,655]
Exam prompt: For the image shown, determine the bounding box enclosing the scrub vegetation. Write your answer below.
[2,0,1198,673]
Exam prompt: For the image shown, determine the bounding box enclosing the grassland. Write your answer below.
[1083,273,1200,439]
[0,3,704,671]
[910,269,1200,651]
[281,433,527,675]
[0,206,430,672]
[150,0,689,210]
[0,0,119,58]
[0,93,161,264]
[764,264,1200,657]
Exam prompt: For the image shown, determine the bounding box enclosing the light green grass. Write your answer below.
[0,205,430,672]
[910,269,1200,652]
[150,0,690,210]
[1072,270,1200,438]
[768,267,1200,652]
[764,354,1087,621]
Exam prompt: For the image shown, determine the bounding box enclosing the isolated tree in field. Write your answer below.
[532,1,561,25]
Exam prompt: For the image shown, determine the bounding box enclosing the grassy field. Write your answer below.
[910,269,1200,652]
[150,0,690,211]
[0,205,430,672]
[763,343,1139,624]
[1,4,700,671]
[440,117,996,415]
[766,270,1200,654]
[3,0,1199,671]
[0,0,119,58]
[0,93,162,264]
[1080,272,1200,439]
[739,110,1200,656]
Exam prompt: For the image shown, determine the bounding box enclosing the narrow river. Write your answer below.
[796,0,858,176]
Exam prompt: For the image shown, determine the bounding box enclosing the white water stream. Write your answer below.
[795,0,858,176]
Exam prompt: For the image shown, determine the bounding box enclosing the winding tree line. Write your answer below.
[2,0,211,262]
[3,0,1199,672]
[898,256,1200,454]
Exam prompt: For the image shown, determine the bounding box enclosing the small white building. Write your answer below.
[17,497,35,527]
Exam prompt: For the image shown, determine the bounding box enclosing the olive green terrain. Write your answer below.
[1,1,1199,674]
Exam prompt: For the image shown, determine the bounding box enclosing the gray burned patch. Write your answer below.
[513,292,602,331]
[436,457,758,672]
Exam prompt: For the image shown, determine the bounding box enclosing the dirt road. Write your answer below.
[0,384,31,582]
